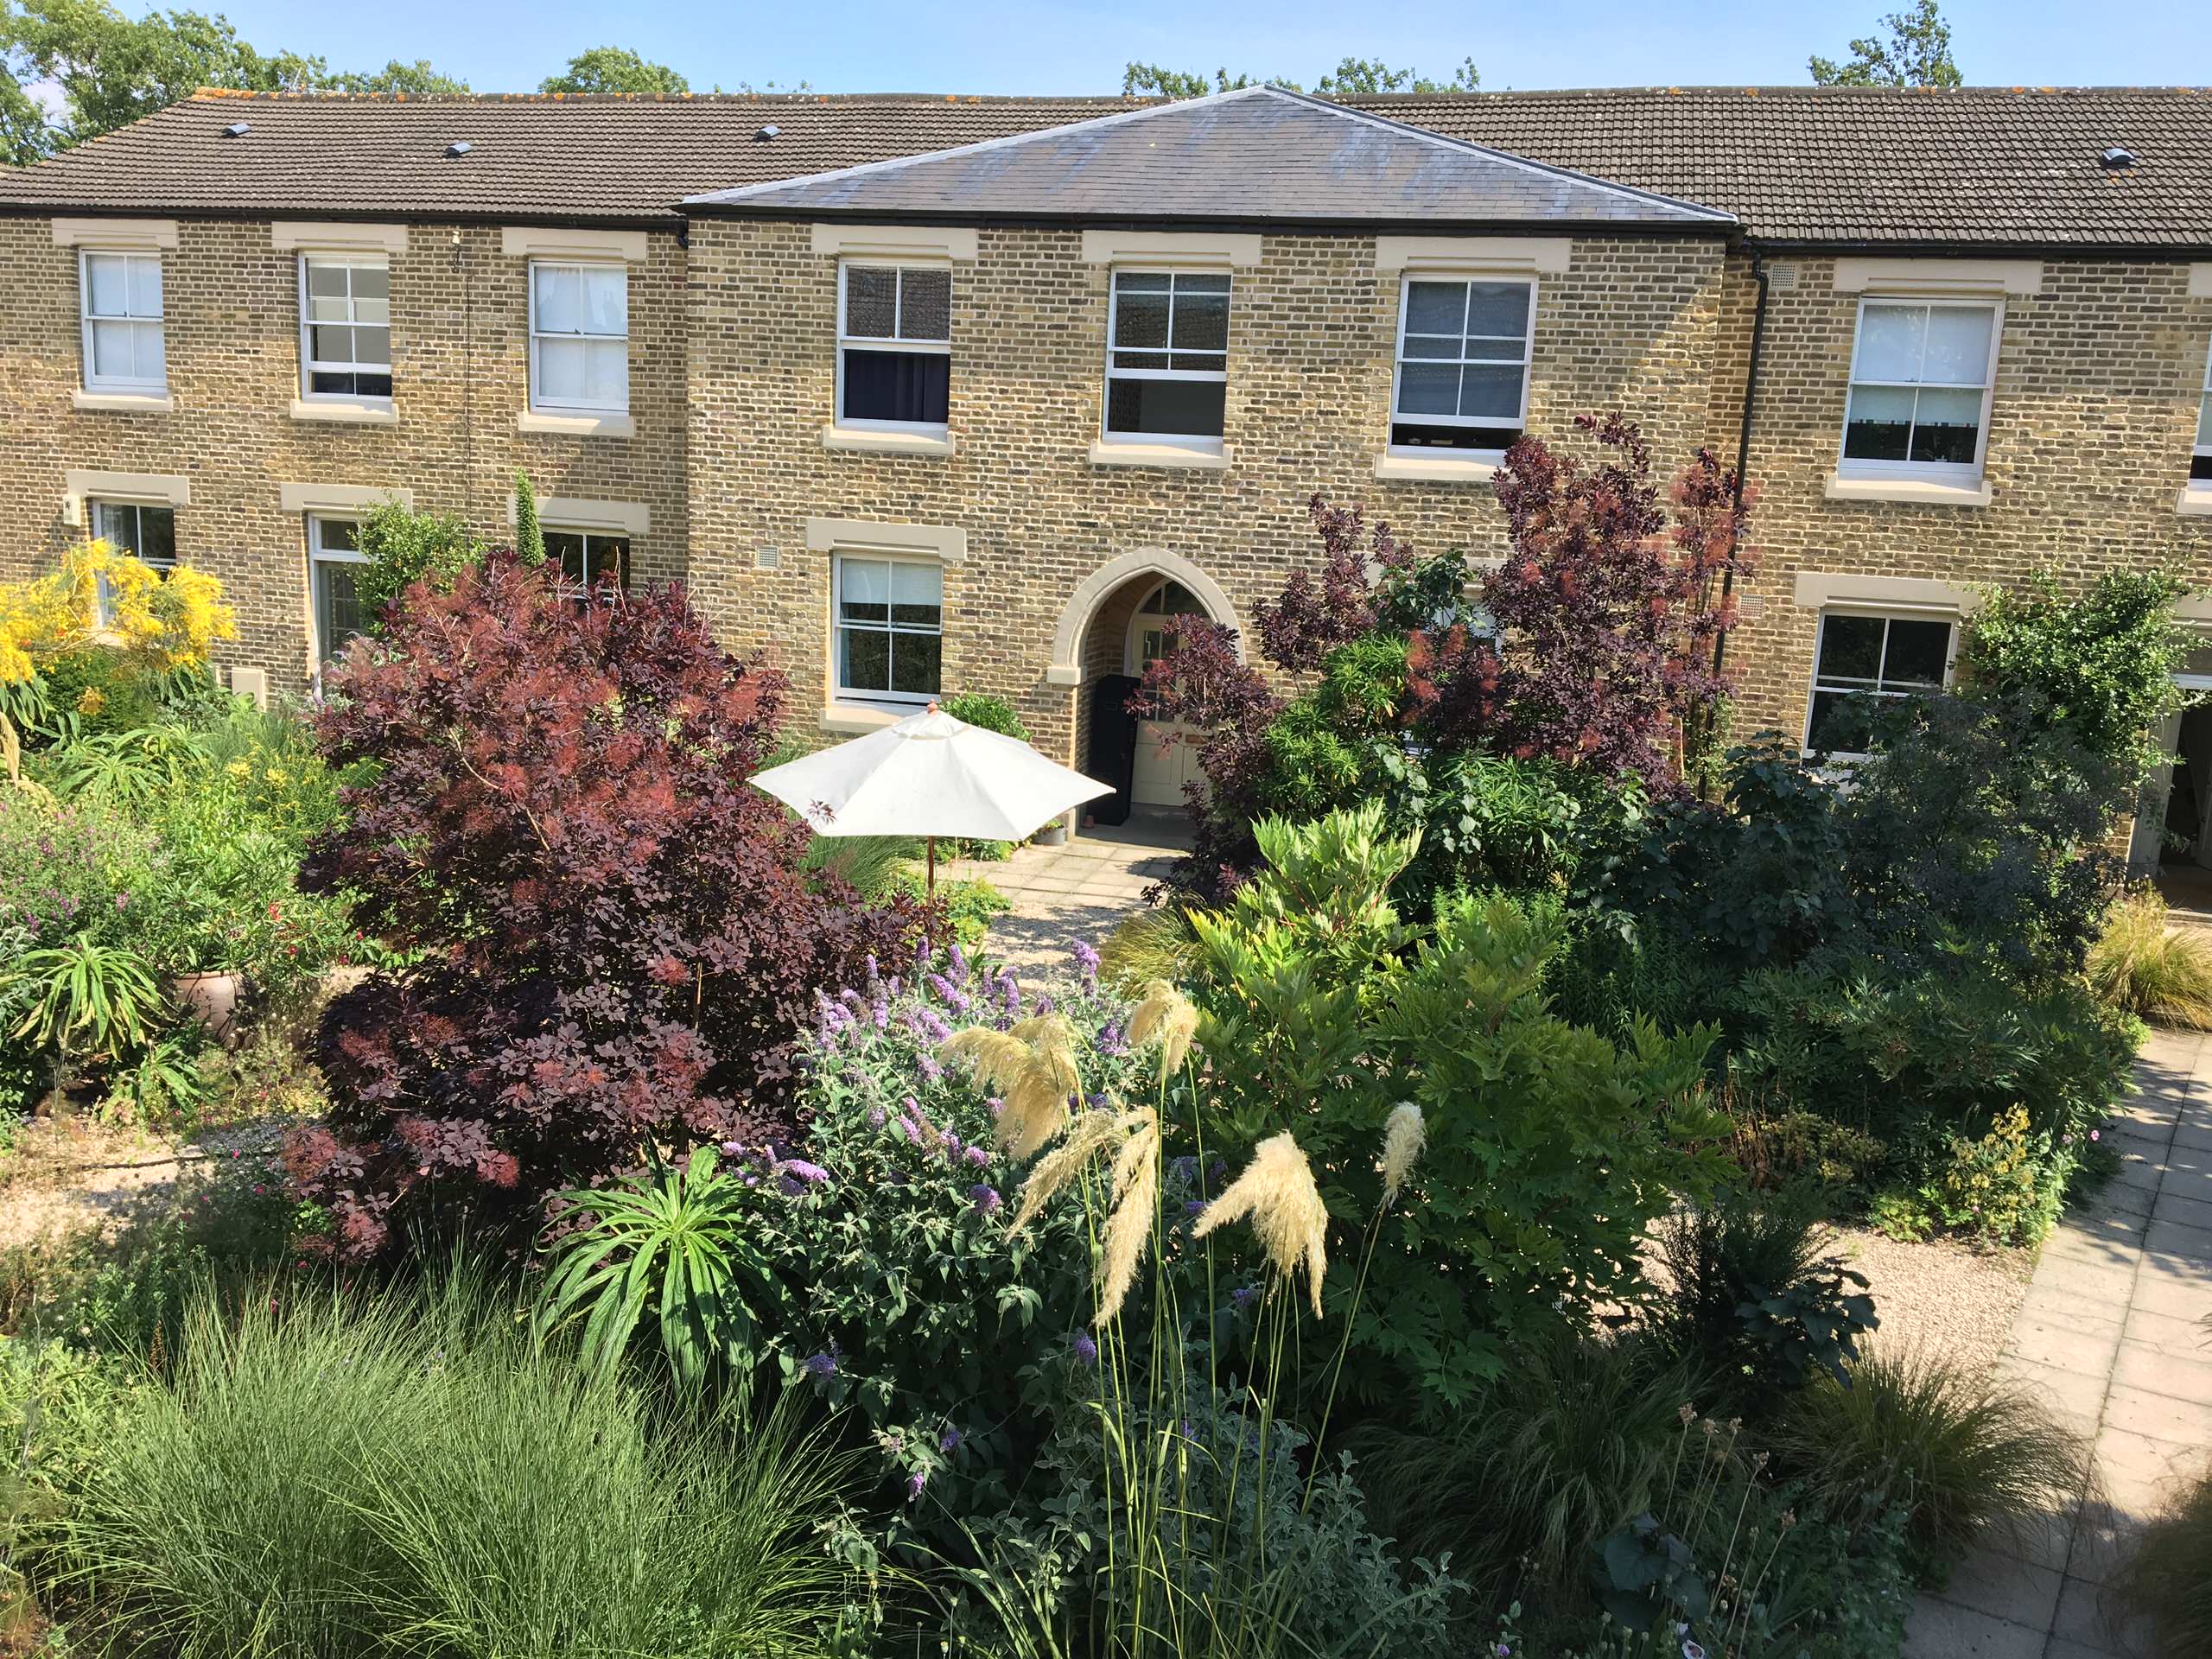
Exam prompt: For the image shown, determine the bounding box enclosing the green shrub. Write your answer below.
[1770,1348,2088,1583]
[1965,568,2194,784]
[893,871,1009,950]
[964,1378,1462,1659]
[35,649,162,735]
[1348,1330,1704,1603]
[49,1275,856,1659]
[1650,1182,1877,1404]
[939,691,1031,742]
[353,498,485,622]
[2088,890,2212,1030]
[2123,1461,2212,1657]
[1185,806,1731,1407]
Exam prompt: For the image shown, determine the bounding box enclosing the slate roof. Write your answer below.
[685,86,1734,231]
[0,90,1134,225]
[0,83,2208,251]
[1355,85,2212,250]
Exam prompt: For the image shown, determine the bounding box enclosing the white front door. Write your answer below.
[1128,579,1210,809]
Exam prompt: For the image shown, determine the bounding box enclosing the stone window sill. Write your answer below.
[820,425,955,459]
[291,397,397,426]
[1088,438,1230,472]
[820,701,915,734]
[1372,451,1499,484]
[517,408,635,440]
[1823,472,1992,508]
[2180,486,2212,518]
[72,388,173,414]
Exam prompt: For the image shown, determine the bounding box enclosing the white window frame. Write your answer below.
[297,252,392,404]
[1836,296,2002,488]
[526,258,629,416]
[1103,269,1230,448]
[1386,273,1536,460]
[307,513,370,671]
[79,249,166,394]
[831,551,944,708]
[835,262,951,435]
[86,498,179,626]
[2193,336,2212,482]
[1802,608,1959,759]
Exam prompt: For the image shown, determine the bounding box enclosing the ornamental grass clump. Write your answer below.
[2088,889,2212,1030]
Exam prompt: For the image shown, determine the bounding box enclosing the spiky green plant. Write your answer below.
[2087,890,2212,1030]
[2124,1462,2212,1656]
[5,938,159,1056]
[534,1145,778,1395]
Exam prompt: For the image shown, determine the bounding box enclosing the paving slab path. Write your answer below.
[1904,1025,2212,1658]
[944,814,1192,973]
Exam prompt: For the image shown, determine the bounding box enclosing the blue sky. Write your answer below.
[196,0,2209,97]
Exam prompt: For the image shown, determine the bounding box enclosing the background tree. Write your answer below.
[1121,62,1251,98]
[512,470,545,568]
[0,0,466,162]
[1809,0,1961,87]
[1315,54,1479,95]
[539,44,689,95]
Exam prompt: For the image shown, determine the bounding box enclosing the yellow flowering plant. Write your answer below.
[0,540,236,688]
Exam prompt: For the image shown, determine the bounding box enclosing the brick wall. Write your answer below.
[683,221,1729,767]
[0,217,690,692]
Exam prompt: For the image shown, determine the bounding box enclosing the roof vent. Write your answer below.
[446,139,473,157]
[755,123,779,141]
[221,120,250,138]
[2100,144,2137,170]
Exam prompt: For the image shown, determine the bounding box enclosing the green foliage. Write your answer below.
[1184,804,1728,1406]
[939,690,1031,743]
[1809,0,1961,86]
[894,871,1009,950]
[536,1146,777,1395]
[3,938,157,1057]
[0,0,461,162]
[1771,1349,2088,1583]
[1121,62,1254,97]
[512,470,545,568]
[1582,1414,1916,1655]
[319,57,467,92]
[1098,905,1201,994]
[36,647,160,734]
[1966,569,2194,782]
[37,726,200,807]
[353,499,485,624]
[1315,53,1480,93]
[803,833,919,900]
[2123,1461,2212,1657]
[539,44,690,94]
[1651,1184,1877,1402]
[46,1275,858,1658]
[965,1379,1462,1659]
[1349,1331,1707,1602]
[2088,889,2212,1030]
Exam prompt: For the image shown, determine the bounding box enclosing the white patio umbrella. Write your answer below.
[750,703,1113,901]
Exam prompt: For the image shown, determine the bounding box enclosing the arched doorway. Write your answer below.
[1124,578,1210,809]
[1047,550,1243,825]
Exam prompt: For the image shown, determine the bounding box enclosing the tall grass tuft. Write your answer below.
[1347,1329,1704,1601]
[1770,1346,2088,1580]
[2122,1463,2212,1657]
[59,1273,855,1658]
[2087,890,2212,1030]
[1096,906,1200,993]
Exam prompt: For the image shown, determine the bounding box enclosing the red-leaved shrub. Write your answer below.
[290,551,919,1259]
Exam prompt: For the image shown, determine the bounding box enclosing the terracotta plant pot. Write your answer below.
[172,969,245,1046]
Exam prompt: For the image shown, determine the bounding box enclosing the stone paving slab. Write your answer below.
[1905,1028,2212,1659]
[942,815,1192,973]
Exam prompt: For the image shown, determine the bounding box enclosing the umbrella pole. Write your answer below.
[925,834,937,950]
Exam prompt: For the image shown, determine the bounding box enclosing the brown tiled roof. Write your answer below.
[1,84,2208,251]
[1350,85,2212,250]
[690,87,1732,231]
[0,90,1135,225]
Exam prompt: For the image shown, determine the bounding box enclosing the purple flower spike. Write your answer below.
[948,943,969,983]
[1072,1332,1098,1366]
[783,1159,830,1185]
[1183,1199,1205,1218]
[1095,1020,1128,1058]
[867,1106,887,1128]
[963,1144,990,1166]
[939,1427,963,1452]
[918,1053,944,1083]
[1071,939,1100,984]
[1231,1285,1259,1308]
[906,1469,928,1502]
[969,1184,1002,1215]
[804,1351,837,1377]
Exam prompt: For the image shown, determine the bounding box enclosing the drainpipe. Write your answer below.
[1710,245,1770,686]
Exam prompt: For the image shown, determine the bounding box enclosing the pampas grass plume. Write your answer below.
[942,1014,1079,1159]
[1127,979,1200,1083]
[1095,1109,1160,1326]
[1194,1132,1330,1319]
[1380,1102,1426,1209]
